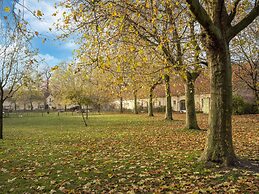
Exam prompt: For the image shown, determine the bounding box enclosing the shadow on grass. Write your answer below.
[237,159,259,173]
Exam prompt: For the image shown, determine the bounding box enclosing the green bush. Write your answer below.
[153,106,166,113]
[232,95,258,114]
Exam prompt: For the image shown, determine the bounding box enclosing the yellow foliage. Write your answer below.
[51,66,59,71]
[36,10,43,17]
[4,7,10,13]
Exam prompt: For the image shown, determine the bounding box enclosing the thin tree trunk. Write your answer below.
[200,42,236,166]
[185,72,200,130]
[133,90,138,114]
[164,74,173,120]
[97,104,101,114]
[119,97,123,113]
[81,111,88,127]
[86,105,89,119]
[0,100,3,139]
[30,100,33,111]
[80,104,87,127]
[148,87,154,117]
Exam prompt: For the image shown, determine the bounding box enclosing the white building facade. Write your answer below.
[113,94,211,114]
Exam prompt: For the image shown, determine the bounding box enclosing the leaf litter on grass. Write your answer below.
[0,113,258,193]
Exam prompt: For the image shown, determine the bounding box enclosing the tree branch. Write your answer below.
[185,0,221,39]
[228,0,242,23]
[227,3,259,40]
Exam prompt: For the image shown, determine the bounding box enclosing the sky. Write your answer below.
[2,0,77,67]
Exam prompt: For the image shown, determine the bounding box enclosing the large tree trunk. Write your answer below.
[164,74,173,120]
[0,100,3,139]
[185,72,200,130]
[133,90,138,114]
[254,89,259,107]
[200,40,236,166]
[148,87,154,117]
[119,97,123,113]
[186,0,258,167]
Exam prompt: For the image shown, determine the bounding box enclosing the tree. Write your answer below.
[0,5,36,139]
[186,0,259,165]
[146,76,163,117]
[57,1,177,119]
[231,19,258,104]
[50,63,92,125]
[14,70,44,111]
[41,66,52,110]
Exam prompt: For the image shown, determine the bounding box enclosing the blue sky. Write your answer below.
[2,0,77,67]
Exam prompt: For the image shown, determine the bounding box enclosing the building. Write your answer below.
[112,93,211,113]
[112,65,257,114]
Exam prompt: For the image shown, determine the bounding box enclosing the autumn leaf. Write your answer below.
[36,10,43,17]
[51,65,59,71]
[4,7,10,12]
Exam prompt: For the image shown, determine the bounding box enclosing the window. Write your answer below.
[180,100,186,110]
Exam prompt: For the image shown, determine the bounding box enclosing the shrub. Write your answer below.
[153,106,166,113]
[232,95,258,114]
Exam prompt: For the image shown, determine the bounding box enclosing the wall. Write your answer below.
[112,94,211,113]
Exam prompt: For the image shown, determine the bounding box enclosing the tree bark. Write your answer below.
[30,100,33,110]
[148,87,154,117]
[0,100,3,139]
[133,90,138,114]
[119,96,123,113]
[200,39,236,166]
[185,72,200,130]
[164,74,173,120]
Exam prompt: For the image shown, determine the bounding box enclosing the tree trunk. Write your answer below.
[200,40,236,166]
[185,72,200,130]
[164,74,173,120]
[148,87,154,117]
[97,104,101,114]
[186,0,259,167]
[30,100,33,110]
[254,90,259,108]
[0,100,3,139]
[133,91,138,114]
[119,97,123,113]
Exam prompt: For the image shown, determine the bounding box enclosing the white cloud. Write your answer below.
[63,41,78,50]
[15,0,67,35]
[38,53,62,67]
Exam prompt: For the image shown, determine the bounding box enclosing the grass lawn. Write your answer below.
[0,112,258,193]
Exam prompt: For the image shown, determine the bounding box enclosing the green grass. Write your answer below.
[0,113,258,193]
